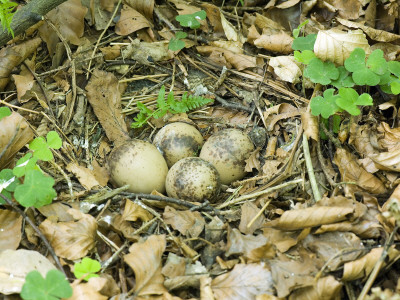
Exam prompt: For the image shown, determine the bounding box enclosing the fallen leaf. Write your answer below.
[115,5,151,36]
[163,206,205,238]
[0,209,22,251]
[124,235,167,296]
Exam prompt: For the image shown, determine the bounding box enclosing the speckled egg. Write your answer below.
[199,129,255,185]
[108,139,168,193]
[153,122,204,167]
[165,157,220,202]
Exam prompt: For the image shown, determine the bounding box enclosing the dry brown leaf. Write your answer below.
[239,202,265,235]
[124,235,167,296]
[342,246,400,281]
[288,275,342,300]
[302,232,364,271]
[327,0,363,19]
[85,69,130,146]
[163,206,205,238]
[0,112,34,169]
[122,39,173,64]
[0,209,22,251]
[122,199,153,222]
[124,0,154,20]
[12,70,34,101]
[115,5,151,36]
[0,249,56,295]
[301,111,319,141]
[225,228,270,258]
[220,11,238,41]
[270,253,320,298]
[162,253,186,278]
[37,202,77,222]
[252,28,293,54]
[276,0,300,9]
[262,227,305,253]
[201,3,223,34]
[314,29,370,65]
[39,209,97,260]
[336,17,400,42]
[211,263,274,299]
[69,278,108,300]
[269,206,354,230]
[0,37,41,91]
[45,0,87,45]
[269,56,302,84]
[66,163,103,190]
[245,147,261,172]
[315,219,382,238]
[334,148,387,194]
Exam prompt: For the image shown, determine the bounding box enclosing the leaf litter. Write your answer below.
[1,0,400,299]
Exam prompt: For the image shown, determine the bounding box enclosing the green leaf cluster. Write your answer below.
[21,270,72,300]
[0,0,17,37]
[292,28,400,119]
[0,127,61,208]
[131,85,213,128]
[73,257,101,281]
[168,10,207,51]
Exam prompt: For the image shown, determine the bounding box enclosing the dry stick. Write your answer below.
[44,18,77,130]
[0,193,66,276]
[357,224,399,300]
[87,0,122,78]
[218,178,303,209]
[302,134,321,202]
[23,62,57,121]
[316,137,337,188]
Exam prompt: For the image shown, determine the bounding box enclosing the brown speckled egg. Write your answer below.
[165,157,220,202]
[108,139,168,193]
[199,129,254,185]
[153,122,204,167]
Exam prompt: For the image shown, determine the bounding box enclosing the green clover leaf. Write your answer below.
[310,89,341,118]
[388,61,400,77]
[29,131,62,161]
[14,170,56,208]
[168,31,187,51]
[0,168,19,202]
[390,80,400,94]
[176,10,206,29]
[366,49,387,75]
[336,87,373,116]
[330,66,354,88]
[292,34,317,51]
[74,257,101,281]
[294,50,316,64]
[345,48,386,86]
[304,57,339,85]
[0,106,11,120]
[13,153,39,178]
[20,270,72,300]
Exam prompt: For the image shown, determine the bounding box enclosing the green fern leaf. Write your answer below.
[131,102,154,128]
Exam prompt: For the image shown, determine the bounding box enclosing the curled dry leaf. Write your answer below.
[220,11,238,42]
[269,56,302,84]
[336,17,400,42]
[334,148,387,194]
[69,277,108,300]
[122,199,153,222]
[211,263,274,299]
[66,163,103,190]
[342,246,400,281]
[124,0,154,20]
[45,0,87,45]
[163,206,205,238]
[0,37,41,91]
[289,275,342,300]
[124,235,167,296]
[39,209,97,260]
[0,209,22,251]
[0,249,56,295]
[115,5,151,36]
[0,112,34,169]
[196,46,256,70]
[122,39,174,64]
[314,29,369,65]
[269,206,354,230]
[85,69,130,146]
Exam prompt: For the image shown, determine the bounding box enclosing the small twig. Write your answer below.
[87,0,122,77]
[247,198,272,229]
[49,160,73,198]
[217,178,303,209]
[316,136,337,188]
[357,225,399,300]
[302,134,321,202]
[0,193,66,276]
[213,94,253,113]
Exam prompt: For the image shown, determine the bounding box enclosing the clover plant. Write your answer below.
[73,257,101,281]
